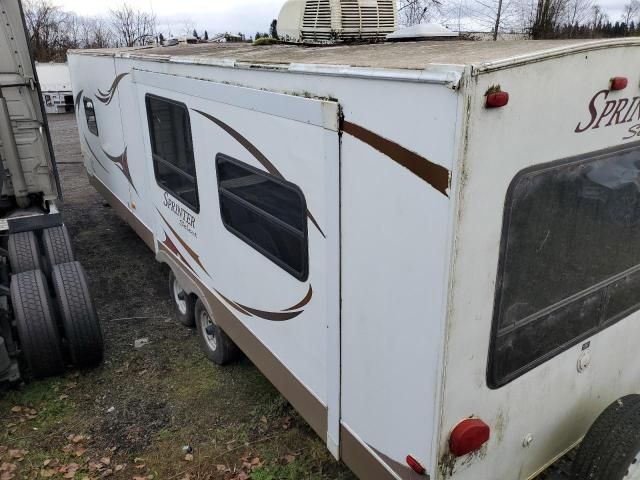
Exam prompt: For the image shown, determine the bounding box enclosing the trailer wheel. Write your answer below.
[42,225,75,269]
[571,394,640,480]
[169,270,195,327]
[195,299,239,365]
[10,269,65,378]
[8,231,42,274]
[51,262,103,368]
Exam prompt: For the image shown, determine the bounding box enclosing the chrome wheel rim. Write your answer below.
[172,279,187,315]
[625,452,640,479]
[200,310,217,352]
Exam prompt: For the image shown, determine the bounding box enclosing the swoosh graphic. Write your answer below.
[75,90,84,111]
[82,134,109,172]
[161,233,197,275]
[192,109,326,238]
[215,289,309,322]
[343,120,450,197]
[95,73,129,105]
[282,285,312,312]
[101,146,138,195]
[156,208,208,274]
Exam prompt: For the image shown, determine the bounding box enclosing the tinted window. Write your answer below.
[216,154,308,280]
[83,98,98,136]
[489,144,640,387]
[146,94,199,212]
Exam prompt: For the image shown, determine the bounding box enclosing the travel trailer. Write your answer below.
[36,63,74,114]
[68,13,640,480]
[0,0,103,383]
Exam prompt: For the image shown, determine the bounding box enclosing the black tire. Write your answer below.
[195,299,239,365]
[42,225,75,270]
[169,270,195,327]
[51,261,103,368]
[8,231,42,274]
[571,394,640,480]
[10,269,65,378]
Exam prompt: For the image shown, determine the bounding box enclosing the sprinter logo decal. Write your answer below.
[214,285,313,322]
[342,120,450,197]
[101,146,138,195]
[157,208,206,272]
[192,109,327,238]
[162,193,197,237]
[82,135,109,173]
[95,73,129,105]
[575,89,640,138]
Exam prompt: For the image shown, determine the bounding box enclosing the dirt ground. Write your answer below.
[0,114,355,480]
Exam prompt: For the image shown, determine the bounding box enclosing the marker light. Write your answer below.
[449,418,491,457]
[406,455,426,475]
[486,91,509,108]
[610,77,628,91]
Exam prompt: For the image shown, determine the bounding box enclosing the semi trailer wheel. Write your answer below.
[42,225,75,269]
[169,270,195,327]
[8,231,42,274]
[195,298,239,365]
[571,394,640,479]
[51,262,103,367]
[10,269,65,378]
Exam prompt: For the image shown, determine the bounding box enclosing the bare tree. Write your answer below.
[622,0,640,24]
[561,0,595,26]
[397,0,444,26]
[463,0,520,39]
[109,4,157,47]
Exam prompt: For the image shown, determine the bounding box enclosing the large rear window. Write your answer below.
[489,143,640,388]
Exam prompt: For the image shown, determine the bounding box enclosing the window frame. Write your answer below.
[487,141,640,389]
[145,93,200,213]
[215,153,310,282]
[83,97,99,136]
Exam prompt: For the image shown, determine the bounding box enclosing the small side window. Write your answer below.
[216,154,309,281]
[146,94,199,212]
[83,98,98,136]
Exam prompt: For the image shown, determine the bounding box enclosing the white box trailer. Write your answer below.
[36,63,74,114]
[69,38,640,480]
[0,0,104,384]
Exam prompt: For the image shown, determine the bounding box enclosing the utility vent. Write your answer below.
[278,0,398,44]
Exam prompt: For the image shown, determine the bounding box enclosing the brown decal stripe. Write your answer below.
[215,288,309,322]
[341,425,402,480]
[82,135,109,173]
[96,73,129,105]
[283,285,313,312]
[75,90,83,111]
[156,209,208,274]
[162,232,197,275]
[192,109,326,238]
[101,146,138,195]
[370,445,429,480]
[343,121,450,197]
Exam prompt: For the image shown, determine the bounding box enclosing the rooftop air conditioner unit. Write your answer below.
[277,0,398,44]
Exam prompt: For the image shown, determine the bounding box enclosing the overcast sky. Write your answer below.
[55,0,628,36]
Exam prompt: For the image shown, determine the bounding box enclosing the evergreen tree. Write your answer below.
[193,29,199,39]
[204,30,209,40]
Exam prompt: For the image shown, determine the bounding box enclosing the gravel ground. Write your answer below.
[0,113,354,480]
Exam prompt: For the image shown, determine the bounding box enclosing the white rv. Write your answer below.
[36,63,74,114]
[68,22,640,480]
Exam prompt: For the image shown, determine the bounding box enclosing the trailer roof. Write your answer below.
[73,38,640,71]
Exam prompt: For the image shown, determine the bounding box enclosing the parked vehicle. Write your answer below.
[0,0,103,384]
[68,15,640,479]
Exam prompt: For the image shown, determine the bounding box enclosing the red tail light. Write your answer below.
[486,91,509,108]
[449,418,490,457]
[610,77,628,91]
[406,455,426,475]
